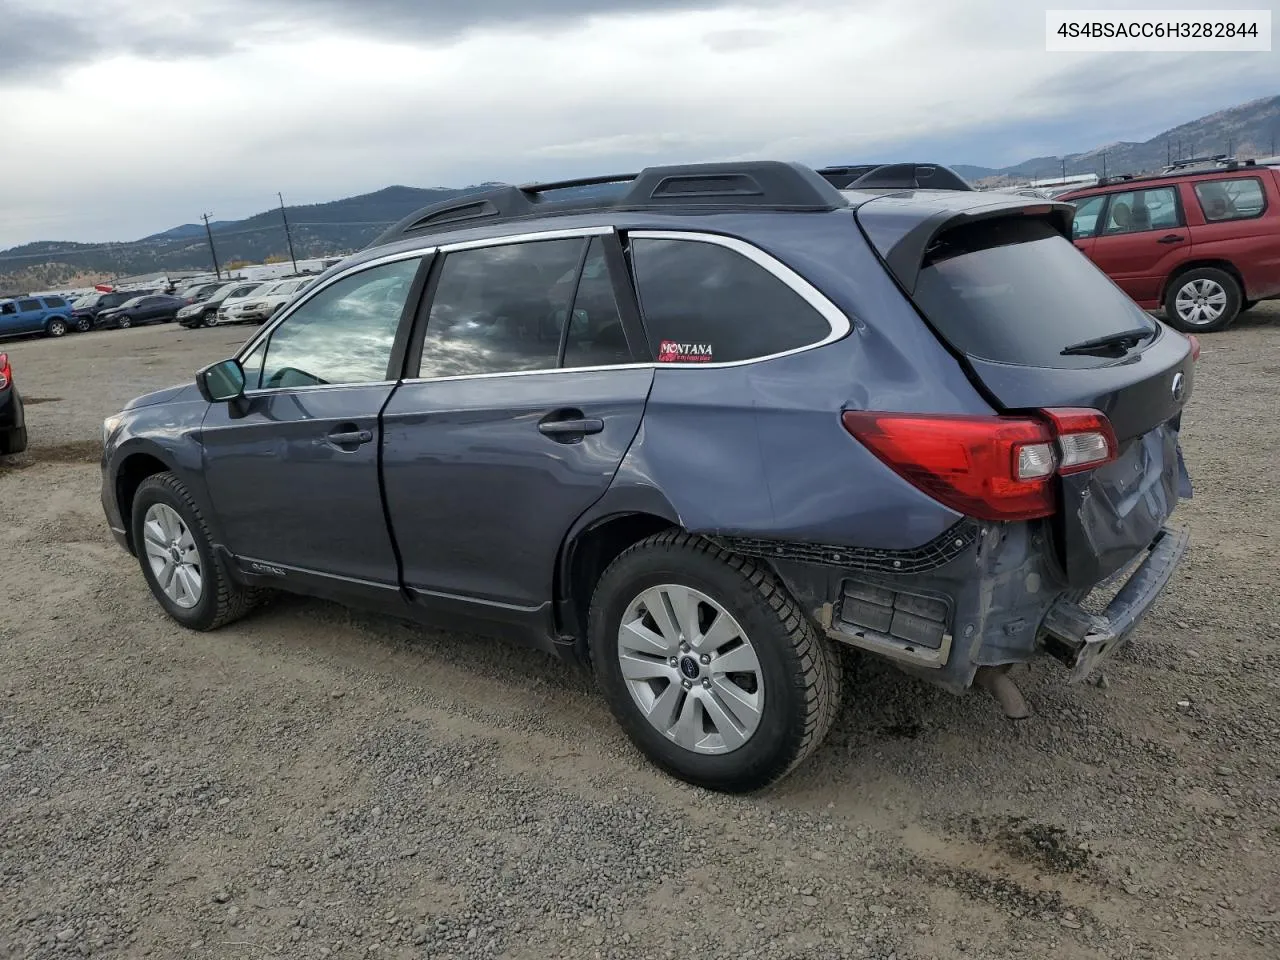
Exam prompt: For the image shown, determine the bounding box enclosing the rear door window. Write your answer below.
[911,217,1158,370]
[1193,177,1267,221]
[1101,186,1182,234]
[628,236,832,363]
[417,238,585,378]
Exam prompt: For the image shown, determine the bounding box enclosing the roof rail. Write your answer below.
[365,161,848,249]
[818,162,972,192]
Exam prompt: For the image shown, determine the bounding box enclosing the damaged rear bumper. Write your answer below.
[720,518,1189,696]
[1040,524,1190,682]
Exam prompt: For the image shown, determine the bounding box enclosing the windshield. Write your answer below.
[911,218,1159,369]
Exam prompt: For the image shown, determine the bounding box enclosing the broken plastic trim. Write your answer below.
[1041,525,1190,682]
[712,520,979,575]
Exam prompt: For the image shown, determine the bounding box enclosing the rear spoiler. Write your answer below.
[855,196,1076,295]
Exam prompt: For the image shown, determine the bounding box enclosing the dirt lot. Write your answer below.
[2,309,1278,960]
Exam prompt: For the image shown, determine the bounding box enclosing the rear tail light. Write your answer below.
[0,353,9,390]
[1186,334,1201,361]
[841,407,1118,522]
[1039,408,1116,475]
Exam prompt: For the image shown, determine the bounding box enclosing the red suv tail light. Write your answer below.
[0,353,10,391]
[841,408,1118,522]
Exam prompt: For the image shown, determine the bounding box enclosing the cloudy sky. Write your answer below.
[0,0,1275,249]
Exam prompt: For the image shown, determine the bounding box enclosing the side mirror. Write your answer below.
[196,358,246,403]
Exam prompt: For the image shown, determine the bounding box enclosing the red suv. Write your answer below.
[1060,161,1280,332]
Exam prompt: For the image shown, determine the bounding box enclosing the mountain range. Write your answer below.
[952,94,1278,183]
[1,94,1277,295]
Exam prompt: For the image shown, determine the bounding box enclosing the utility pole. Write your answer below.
[1101,150,1107,181]
[1061,158,1067,179]
[1228,136,1234,158]
[201,213,221,279]
[278,192,299,274]
[1167,137,1171,165]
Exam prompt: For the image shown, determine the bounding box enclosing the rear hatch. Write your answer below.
[854,193,1195,587]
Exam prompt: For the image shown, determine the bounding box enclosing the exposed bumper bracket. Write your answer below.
[1041,525,1190,683]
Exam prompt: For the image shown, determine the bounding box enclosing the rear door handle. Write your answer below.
[538,418,604,438]
[327,427,374,447]
[1156,234,1186,244]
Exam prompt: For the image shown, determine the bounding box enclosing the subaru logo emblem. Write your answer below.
[1171,372,1186,403]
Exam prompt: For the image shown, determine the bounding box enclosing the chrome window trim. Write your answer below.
[234,226,617,388]
[236,226,852,392]
[401,229,852,385]
[438,224,613,253]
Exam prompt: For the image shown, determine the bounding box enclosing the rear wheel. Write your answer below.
[45,317,68,338]
[1164,267,1241,333]
[1,426,27,456]
[131,472,259,630]
[589,531,841,792]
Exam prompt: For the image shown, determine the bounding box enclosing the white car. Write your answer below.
[218,276,315,324]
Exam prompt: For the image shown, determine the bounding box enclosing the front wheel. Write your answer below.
[589,532,842,793]
[1164,267,1241,333]
[204,312,218,327]
[130,472,259,630]
[117,316,131,329]
[74,316,92,333]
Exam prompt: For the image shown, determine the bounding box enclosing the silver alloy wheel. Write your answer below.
[1174,278,1228,326]
[142,503,203,609]
[617,584,764,755]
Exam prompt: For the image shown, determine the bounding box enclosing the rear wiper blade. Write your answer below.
[1060,327,1155,356]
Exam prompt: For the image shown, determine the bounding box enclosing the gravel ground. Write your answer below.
[1,307,1278,960]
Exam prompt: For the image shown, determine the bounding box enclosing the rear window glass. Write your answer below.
[44,296,67,307]
[912,218,1158,369]
[1194,177,1266,221]
[630,237,832,363]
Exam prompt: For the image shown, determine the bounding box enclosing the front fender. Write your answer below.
[105,400,220,553]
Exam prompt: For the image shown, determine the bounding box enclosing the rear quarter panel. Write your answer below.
[1180,171,1280,301]
[623,211,996,551]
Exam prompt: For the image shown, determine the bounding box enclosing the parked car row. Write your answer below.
[1,273,326,341]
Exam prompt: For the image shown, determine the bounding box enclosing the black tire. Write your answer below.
[1163,267,1241,333]
[1,426,27,456]
[117,316,132,329]
[1241,299,1257,314]
[75,316,92,333]
[589,531,842,793]
[204,312,218,327]
[130,472,259,631]
[45,317,68,338]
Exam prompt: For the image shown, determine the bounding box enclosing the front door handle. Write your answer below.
[327,427,374,447]
[538,418,604,439]
[1156,234,1186,244]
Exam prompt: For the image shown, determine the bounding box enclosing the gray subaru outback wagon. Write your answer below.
[101,161,1194,792]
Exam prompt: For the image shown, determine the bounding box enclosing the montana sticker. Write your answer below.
[658,340,713,363]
